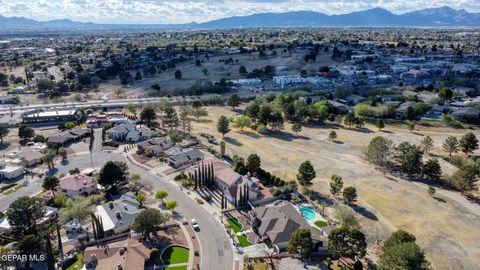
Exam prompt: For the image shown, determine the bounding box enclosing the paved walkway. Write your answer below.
[179,223,195,270]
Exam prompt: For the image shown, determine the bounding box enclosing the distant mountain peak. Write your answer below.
[0,6,479,30]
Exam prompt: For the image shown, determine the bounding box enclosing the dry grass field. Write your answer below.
[96,50,335,97]
[190,106,480,270]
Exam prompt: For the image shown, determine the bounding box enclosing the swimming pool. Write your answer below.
[299,207,316,221]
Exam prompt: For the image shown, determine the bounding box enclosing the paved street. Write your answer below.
[0,150,233,270]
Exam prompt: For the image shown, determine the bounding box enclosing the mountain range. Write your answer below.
[1,6,480,30]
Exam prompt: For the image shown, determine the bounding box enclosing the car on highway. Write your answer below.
[191,219,199,231]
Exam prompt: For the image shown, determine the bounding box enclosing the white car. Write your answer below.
[191,219,199,230]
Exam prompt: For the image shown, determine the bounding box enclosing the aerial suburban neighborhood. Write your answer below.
[0,1,479,270]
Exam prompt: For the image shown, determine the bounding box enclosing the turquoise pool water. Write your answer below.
[299,207,316,221]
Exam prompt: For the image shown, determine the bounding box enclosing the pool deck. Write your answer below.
[294,204,328,231]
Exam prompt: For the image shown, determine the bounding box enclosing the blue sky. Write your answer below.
[1,0,479,24]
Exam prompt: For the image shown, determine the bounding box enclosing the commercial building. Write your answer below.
[22,109,80,124]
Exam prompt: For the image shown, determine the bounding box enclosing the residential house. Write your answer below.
[106,123,156,143]
[166,147,203,169]
[346,94,366,105]
[250,202,326,250]
[452,107,480,122]
[57,174,98,198]
[298,96,321,105]
[0,159,24,179]
[94,192,141,234]
[0,206,57,234]
[452,86,476,97]
[137,137,174,156]
[327,100,349,114]
[417,93,438,103]
[86,112,129,128]
[186,157,262,204]
[402,90,418,98]
[423,105,451,120]
[395,101,417,118]
[6,148,43,167]
[48,128,90,146]
[83,238,150,270]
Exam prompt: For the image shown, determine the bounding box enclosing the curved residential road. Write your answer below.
[56,152,234,270]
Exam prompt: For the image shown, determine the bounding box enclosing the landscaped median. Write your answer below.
[0,183,24,195]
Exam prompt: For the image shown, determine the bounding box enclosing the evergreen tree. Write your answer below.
[443,136,459,156]
[297,161,316,189]
[194,169,199,188]
[56,221,63,256]
[239,188,243,206]
[194,171,198,190]
[45,235,55,270]
[330,174,344,196]
[376,119,385,131]
[227,94,241,109]
[92,218,97,240]
[163,107,180,130]
[421,135,434,154]
[210,163,215,186]
[217,115,231,138]
[459,132,479,156]
[244,185,249,204]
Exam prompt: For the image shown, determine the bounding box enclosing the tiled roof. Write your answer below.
[83,238,149,270]
[59,174,97,192]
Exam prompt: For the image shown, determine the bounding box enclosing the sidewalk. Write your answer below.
[179,223,195,270]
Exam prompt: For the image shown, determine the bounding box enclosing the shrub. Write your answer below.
[194,250,200,257]
[281,185,292,194]
[175,171,187,181]
[150,248,159,260]
[257,124,268,135]
[196,198,204,204]
[53,194,68,208]
[271,188,282,196]
[69,168,80,175]
[102,141,119,148]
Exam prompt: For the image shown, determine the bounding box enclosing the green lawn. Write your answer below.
[227,218,243,233]
[161,246,189,265]
[166,265,188,270]
[314,220,328,228]
[237,235,252,248]
[66,253,84,270]
[3,184,24,195]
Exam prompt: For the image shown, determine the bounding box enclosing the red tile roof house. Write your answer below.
[186,157,262,204]
[56,174,98,198]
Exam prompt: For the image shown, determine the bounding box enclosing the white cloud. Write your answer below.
[0,0,479,24]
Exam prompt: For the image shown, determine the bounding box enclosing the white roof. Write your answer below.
[25,109,77,117]
[0,165,23,173]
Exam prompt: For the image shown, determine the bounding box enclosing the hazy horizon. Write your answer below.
[0,0,479,24]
